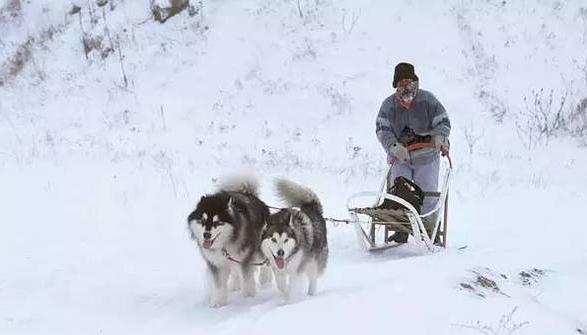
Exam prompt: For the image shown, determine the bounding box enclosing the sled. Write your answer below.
[347,143,452,252]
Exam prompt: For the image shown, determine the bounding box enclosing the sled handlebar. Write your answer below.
[406,142,452,169]
[406,142,435,152]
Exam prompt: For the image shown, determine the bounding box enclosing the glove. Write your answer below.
[390,143,409,162]
[433,135,450,155]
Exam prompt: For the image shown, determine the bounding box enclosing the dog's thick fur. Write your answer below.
[187,176,270,307]
[261,179,328,300]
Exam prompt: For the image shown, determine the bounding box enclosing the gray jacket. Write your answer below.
[376,89,450,165]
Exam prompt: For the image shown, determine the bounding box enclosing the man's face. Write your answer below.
[396,79,418,107]
[397,78,414,88]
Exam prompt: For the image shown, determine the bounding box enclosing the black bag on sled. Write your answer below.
[380,176,424,214]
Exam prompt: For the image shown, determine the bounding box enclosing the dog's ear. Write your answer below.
[261,223,268,239]
[288,211,294,227]
[227,197,244,215]
[226,197,235,216]
[262,216,272,232]
[187,209,198,224]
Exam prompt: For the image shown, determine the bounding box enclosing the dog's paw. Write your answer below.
[209,290,228,308]
[282,292,304,305]
[209,302,226,308]
[307,279,317,296]
[209,297,227,308]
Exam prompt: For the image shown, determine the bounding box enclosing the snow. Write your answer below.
[1,0,587,334]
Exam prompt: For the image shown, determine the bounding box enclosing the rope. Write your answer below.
[222,249,268,266]
[325,217,353,225]
[325,217,416,226]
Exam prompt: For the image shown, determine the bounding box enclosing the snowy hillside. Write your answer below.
[1,0,587,334]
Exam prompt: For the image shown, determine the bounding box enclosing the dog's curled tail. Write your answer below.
[217,175,260,196]
[275,178,322,214]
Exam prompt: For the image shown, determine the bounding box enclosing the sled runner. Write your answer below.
[347,143,452,252]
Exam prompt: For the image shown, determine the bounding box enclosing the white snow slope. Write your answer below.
[1,0,587,334]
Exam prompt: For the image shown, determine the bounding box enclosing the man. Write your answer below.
[375,62,451,243]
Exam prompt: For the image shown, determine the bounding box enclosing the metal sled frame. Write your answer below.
[347,152,452,253]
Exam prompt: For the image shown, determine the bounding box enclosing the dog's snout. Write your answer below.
[203,232,212,240]
[277,249,284,257]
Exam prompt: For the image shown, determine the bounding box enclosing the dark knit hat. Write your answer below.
[393,62,419,88]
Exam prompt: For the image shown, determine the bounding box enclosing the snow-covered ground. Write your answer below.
[1,0,586,334]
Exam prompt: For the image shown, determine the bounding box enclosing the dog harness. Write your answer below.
[221,249,268,266]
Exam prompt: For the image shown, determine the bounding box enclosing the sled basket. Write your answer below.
[347,144,452,252]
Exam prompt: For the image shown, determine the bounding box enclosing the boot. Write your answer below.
[387,232,408,243]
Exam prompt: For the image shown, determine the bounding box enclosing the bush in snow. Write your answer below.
[293,0,330,26]
[2,38,32,79]
[322,84,352,115]
[464,123,485,154]
[514,88,587,148]
[0,24,63,86]
[151,0,189,23]
[0,0,21,22]
[567,97,587,145]
[515,88,567,150]
[82,34,113,60]
[456,306,529,335]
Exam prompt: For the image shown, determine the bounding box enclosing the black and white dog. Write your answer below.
[261,179,328,300]
[187,176,270,307]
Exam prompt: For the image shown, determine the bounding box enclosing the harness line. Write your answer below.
[221,249,268,266]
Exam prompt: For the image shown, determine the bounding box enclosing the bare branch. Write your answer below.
[342,9,360,34]
[464,124,485,154]
[453,307,529,335]
[115,35,128,88]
